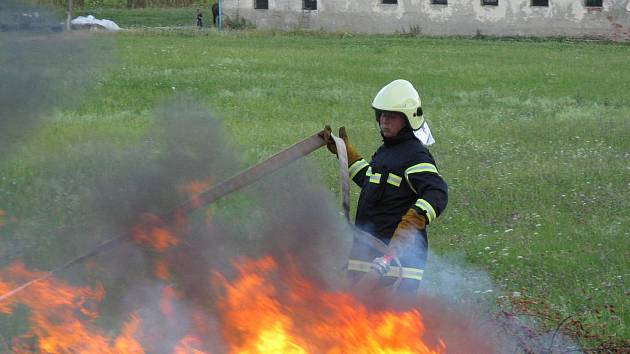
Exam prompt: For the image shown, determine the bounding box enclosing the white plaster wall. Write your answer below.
[220,0,630,39]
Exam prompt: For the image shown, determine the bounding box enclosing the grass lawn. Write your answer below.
[1,27,629,351]
[86,7,203,27]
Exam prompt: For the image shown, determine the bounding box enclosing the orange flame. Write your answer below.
[214,256,446,354]
[0,262,143,353]
[1,254,448,353]
[160,285,177,317]
[3,196,450,354]
[131,213,180,252]
[155,259,173,281]
[178,177,214,209]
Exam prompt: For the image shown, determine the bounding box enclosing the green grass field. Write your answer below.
[87,7,203,27]
[1,26,629,351]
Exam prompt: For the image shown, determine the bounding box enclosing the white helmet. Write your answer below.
[372,79,424,130]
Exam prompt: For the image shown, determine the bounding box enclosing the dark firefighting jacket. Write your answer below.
[345,130,447,289]
[348,130,448,264]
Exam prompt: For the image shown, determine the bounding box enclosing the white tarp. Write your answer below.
[71,15,120,31]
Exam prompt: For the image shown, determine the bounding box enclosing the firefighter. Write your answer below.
[322,79,448,295]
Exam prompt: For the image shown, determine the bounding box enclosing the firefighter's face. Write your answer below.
[379,111,406,138]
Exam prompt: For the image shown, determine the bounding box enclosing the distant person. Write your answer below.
[212,1,219,27]
[196,8,203,28]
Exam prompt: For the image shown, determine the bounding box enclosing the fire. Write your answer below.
[160,285,177,317]
[215,256,446,354]
[0,262,143,353]
[3,202,446,354]
[179,177,214,209]
[1,254,447,353]
[131,213,181,252]
[0,209,18,229]
[155,259,173,280]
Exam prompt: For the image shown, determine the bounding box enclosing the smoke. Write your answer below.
[0,2,116,275]
[0,0,111,157]
[33,101,346,353]
[405,252,581,353]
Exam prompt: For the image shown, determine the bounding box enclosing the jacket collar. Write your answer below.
[381,129,416,147]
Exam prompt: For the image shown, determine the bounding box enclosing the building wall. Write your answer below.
[220,0,630,39]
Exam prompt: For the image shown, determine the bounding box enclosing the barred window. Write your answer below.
[482,0,498,5]
[382,0,398,4]
[585,0,602,6]
[254,0,268,9]
[431,0,448,4]
[304,0,317,10]
[531,0,549,6]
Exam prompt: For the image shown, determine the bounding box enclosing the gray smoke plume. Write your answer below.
[0,0,110,157]
[413,252,583,353]
[0,1,115,271]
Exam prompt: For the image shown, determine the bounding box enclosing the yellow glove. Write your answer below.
[319,125,335,154]
[353,210,427,295]
[319,126,362,165]
[384,208,427,260]
[356,209,427,288]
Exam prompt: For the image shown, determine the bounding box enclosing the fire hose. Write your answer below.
[330,132,404,292]
[0,129,401,302]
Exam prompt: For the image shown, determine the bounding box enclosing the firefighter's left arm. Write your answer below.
[405,164,448,225]
[382,163,448,261]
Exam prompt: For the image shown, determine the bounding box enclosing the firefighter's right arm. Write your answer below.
[349,158,369,187]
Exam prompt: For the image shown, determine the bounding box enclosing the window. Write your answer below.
[531,0,549,6]
[382,0,398,4]
[304,0,317,10]
[254,0,268,9]
[585,0,602,6]
[482,0,498,5]
[431,0,448,4]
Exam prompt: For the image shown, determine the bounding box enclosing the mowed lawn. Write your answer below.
[2,29,629,349]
